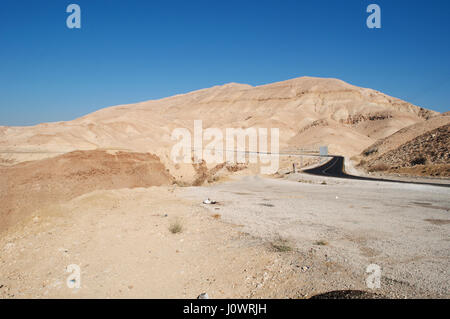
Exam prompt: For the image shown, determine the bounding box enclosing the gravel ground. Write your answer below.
[181,174,450,298]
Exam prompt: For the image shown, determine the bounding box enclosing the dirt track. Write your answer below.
[182,174,450,298]
[1,173,449,298]
[0,186,345,299]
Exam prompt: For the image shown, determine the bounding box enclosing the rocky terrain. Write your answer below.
[369,124,449,177]
[358,115,450,177]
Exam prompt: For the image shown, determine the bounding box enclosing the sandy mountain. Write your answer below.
[0,76,441,232]
[0,77,438,182]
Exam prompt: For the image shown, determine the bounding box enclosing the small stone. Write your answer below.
[197,293,209,299]
[203,198,217,204]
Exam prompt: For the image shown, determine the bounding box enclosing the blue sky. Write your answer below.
[0,0,449,126]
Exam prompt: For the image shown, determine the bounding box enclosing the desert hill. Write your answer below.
[0,76,443,232]
[360,114,450,159]
[358,115,450,177]
[0,77,436,178]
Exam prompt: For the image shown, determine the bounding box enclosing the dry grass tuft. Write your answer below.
[271,236,293,252]
[169,219,183,234]
[314,240,329,246]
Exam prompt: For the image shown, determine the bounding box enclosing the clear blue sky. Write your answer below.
[0,0,449,126]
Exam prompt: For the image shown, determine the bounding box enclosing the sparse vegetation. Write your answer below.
[368,163,389,172]
[207,176,220,183]
[357,159,366,166]
[259,203,275,207]
[169,219,183,234]
[363,147,378,157]
[410,157,427,166]
[363,124,449,176]
[173,180,190,187]
[314,240,329,246]
[271,237,293,252]
[272,242,293,252]
[212,213,221,219]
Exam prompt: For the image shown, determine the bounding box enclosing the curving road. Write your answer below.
[303,156,450,188]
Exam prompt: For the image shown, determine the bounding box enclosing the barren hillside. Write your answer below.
[360,115,450,160]
[360,121,450,177]
[0,77,436,182]
[0,150,173,232]
[0,76,442,231]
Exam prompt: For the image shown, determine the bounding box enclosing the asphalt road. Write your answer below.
[303,156,450,188]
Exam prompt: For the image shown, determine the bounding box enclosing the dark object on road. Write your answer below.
[309,290,383,299]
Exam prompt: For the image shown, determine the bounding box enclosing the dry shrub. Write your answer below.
[314,240,329,246]
[410,157,427,166]
[368,163,389,172]
[363,147,378,157]
[169,220,183,234]
[271,236,293,252]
